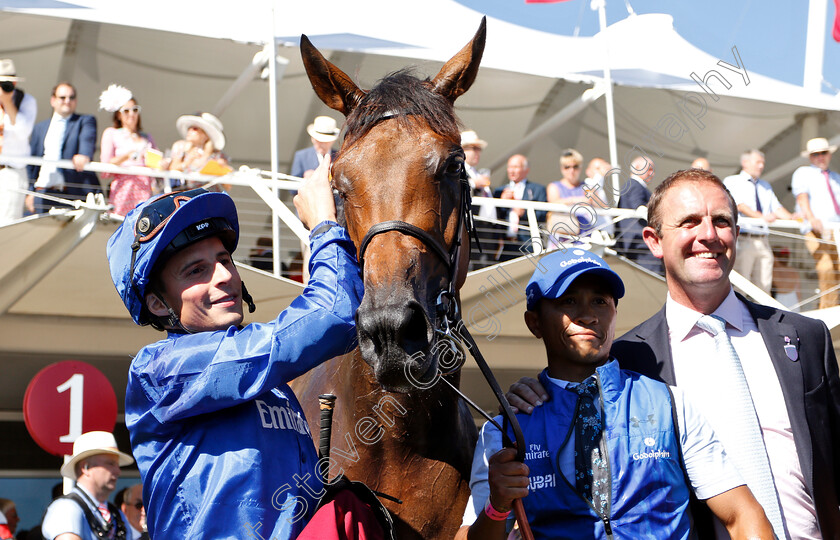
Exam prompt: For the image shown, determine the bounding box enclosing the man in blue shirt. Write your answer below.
[457,249,772,539]
[106,155,364,539]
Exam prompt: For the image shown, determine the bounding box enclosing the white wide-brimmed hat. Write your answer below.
[460,130,488,149]
[801,137,838,157]
[0,59,23,82]
[306,115,340,143]
[176,112,226,150]
[60,431,134,480]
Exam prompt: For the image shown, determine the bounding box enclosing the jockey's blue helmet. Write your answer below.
[106,188,240,326]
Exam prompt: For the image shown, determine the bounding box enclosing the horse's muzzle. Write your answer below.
[356,298,437,392]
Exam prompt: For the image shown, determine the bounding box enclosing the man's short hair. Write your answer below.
[740,149,764,164]
[51,81,76,97]
[114,486,129,507]
[646,169,738,236]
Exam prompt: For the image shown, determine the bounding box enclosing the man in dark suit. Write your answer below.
[615,155,662,274]
[616,169,840,538]
[508,168,840,538]
[290,115,339,179]
[493,154,547,261]
[26,82,100,213]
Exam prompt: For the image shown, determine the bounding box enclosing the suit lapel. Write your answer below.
[746,299,805,419]
[630,306,679,385]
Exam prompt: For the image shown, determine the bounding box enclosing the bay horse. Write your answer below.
[291,19,487,540]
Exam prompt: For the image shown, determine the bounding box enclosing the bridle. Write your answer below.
[345,124,529,462]
[356,151,474,357]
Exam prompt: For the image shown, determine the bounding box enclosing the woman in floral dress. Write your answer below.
[99,85,157,216]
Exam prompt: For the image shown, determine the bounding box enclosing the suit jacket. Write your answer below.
[493,180,547,241]
[615,177,661,273]
[290,146,337,178]
[28,114,101,199]
[613,295,840,538]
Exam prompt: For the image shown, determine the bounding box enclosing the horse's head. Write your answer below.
[300,19,485,392]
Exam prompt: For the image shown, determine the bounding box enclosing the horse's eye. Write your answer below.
[444,159,463,177]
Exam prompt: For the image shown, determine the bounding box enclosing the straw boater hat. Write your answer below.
[460,130,488,150]
[306,115,340,143]
[801,137,838,157]
[176,112,226,151]
[0,59,23,82]
[60,431,134,480]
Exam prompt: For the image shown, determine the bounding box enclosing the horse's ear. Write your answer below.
[430,16,486,102]
[300,34,365,115]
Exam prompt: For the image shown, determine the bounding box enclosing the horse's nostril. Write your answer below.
[398,301,430,356]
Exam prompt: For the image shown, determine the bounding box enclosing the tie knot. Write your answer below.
[696,314,726,336]
[573,377,598,398]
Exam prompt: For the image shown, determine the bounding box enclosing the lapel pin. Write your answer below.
[784,336,798,362]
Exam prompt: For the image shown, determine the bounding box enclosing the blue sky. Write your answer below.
[456,0,840,93]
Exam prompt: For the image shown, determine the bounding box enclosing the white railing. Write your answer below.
[5,155,839,313]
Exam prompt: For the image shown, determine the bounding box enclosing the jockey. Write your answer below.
[106,156,365,539]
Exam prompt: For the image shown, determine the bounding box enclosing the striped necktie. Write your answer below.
[694,314,785,537]
[98,501,111,522]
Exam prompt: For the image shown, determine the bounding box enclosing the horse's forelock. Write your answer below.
[342,69,459,148]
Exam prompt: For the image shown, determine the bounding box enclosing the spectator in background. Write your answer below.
[26,81,100,214]
[792,137,840,308]
[723,149,794,294]
[547,149,595,243]
[291,115,339,179]
[0,498,19,539]
[461,130,496,266]
[42,431,134,540]
[772,246,802,312]
[584,156,615,237]
[494,154,546,261]
[691,157,712,172]
[165,112,230,191]
[615,155,662,274]
[99,84,157,216]
[0,59,36,225]
[115,483,144,540]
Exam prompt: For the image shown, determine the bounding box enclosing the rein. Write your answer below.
[345,120,533,537]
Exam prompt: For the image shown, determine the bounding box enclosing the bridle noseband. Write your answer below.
[355,154,476,361]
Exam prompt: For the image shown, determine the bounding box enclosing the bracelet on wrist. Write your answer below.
[484,499,511,521]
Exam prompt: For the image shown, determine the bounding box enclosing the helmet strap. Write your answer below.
[153,292,194,335]
[242,281,256,314]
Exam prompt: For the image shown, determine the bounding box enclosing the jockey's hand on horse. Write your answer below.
[488,448,530,512]
[505,377,549,414]
[294,153,337,229]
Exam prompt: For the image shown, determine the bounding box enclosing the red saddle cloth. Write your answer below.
[297,489,386,540]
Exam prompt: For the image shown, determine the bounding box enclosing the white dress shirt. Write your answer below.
[792,164,840,231]
[506,180,527,237]
[0,92,36,165]
[35,113,68,189]
[666,289,819,539]
[467,164,496,221]
[723,171,782,235]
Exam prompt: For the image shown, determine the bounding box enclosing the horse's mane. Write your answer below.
[343,68,459,148]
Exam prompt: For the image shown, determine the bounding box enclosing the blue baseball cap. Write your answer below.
[525,248,625,311]
[107,188,239,325]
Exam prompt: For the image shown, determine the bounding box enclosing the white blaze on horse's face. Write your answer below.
[300,18,486,393]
